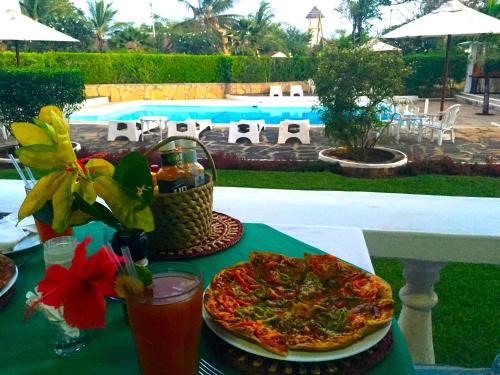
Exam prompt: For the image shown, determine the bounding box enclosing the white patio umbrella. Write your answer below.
[383,0,500,111]
[0,1,78,66]
[363,38,401,52]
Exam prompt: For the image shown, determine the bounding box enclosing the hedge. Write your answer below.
[484,58,500,74]
[0,68,85,127]
[0,51,469,97]
[403,52,468,97]
[0,52,316,84]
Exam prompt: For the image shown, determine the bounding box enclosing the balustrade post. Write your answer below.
[398,259,446,364]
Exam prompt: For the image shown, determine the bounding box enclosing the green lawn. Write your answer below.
[1,168,499,367]
[216,170,500,197]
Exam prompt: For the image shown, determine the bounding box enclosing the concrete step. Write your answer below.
[456,93,500,113]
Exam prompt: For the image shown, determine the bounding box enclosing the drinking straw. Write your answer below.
[8,154,28,186]
[25,167,36,186]
[121,245,139,281]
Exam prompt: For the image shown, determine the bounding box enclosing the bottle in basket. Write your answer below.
[156,142,188,194]
[177,140,205,188]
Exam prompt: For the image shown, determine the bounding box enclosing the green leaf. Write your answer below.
[18,171,66,221]
[38,106,64,124]
[51,173,74,233]
[134,265,153,288]
[74,179,97,205]
[11,122,53,146]
[69,209,93,227]
[94,176,154,232]
[16,145,61,168]
[86,158,115,177]
[113,151,153,209]
[72,194,120,229]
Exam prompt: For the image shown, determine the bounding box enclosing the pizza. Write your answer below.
[0,254,15,291]
[204,252,393,356]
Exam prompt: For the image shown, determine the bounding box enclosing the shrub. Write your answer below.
[314,46,409,161]
[404,52,467,97]
[0,68,85,128]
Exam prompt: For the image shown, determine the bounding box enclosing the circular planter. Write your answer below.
[319,147,408,178]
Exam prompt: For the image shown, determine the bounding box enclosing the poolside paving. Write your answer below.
[68,122,499,164]
[67,100,498,164]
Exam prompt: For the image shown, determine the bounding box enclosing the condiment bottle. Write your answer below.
[177,140,205,188]
[156,142,188,193]
[150,164,159,196]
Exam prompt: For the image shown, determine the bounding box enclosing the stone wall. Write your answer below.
[85,81,307,102]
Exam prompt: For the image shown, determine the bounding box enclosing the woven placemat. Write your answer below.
[151,212,243,260]
[206,328,394,375]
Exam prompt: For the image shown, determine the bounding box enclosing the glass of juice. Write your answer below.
[126,262,203,375]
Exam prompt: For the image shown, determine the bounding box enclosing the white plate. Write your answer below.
[0,266,18,298]
[202,295,391,362]
[13,234,41,252]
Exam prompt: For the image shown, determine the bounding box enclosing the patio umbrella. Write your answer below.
[0,1,78,67]
[363,38,401,52]
[383,0,500,111]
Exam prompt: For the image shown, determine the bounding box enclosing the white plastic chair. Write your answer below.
[269,85,283,97]
[139,116,167,141]
[228,120,264,144]
[167,120,198,138]
[290,85,304,97]
[1,124,8,140]
[278,120,310,144]
[107,120,142,142]
[185,118,213,136]
[418,104,460,146]
[307,79,315,94]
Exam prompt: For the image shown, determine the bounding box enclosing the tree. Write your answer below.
[87,0,118,52]
[280,26,311,57]
[176,0,238,55]
[337,0,414,43]
[483,0,500,17]
[314,46,409,161]
[230,1,276,55]
[109,23,151,51]
[19,0,50,21]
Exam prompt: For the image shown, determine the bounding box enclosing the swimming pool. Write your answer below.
[71,104,324,125]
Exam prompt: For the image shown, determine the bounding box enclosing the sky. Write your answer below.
[71,0,421,38]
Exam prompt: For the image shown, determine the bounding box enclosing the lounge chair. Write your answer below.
[108,120,143,142]
[290,85,304,97]
[269,85,283,97]
[139,116,168,141]
[167,120,198,138]
[278,120,310,144]
[418,104,460,146]
[184,118,213,136]
[228,120,264,144]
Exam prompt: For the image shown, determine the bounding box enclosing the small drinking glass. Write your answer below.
[43,236,78,269]
[49,319,85,356]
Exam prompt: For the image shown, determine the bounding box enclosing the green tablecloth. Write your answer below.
[2,222,415,375]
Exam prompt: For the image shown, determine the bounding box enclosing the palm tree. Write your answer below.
[87,0,118,52]
[19,0,50,21]
[229,1,276,55]
[177,0,237,55]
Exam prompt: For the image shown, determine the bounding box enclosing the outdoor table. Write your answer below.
[396,113,426,142]
[2,222,415,375]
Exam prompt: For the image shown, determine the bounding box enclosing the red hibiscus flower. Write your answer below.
[37,237,122,329]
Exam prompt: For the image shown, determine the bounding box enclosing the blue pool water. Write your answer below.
[71,105,324,124]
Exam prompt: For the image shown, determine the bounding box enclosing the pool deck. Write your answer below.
[66,99,499,164]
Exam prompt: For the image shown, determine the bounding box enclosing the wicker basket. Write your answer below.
[145,136,217,253]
